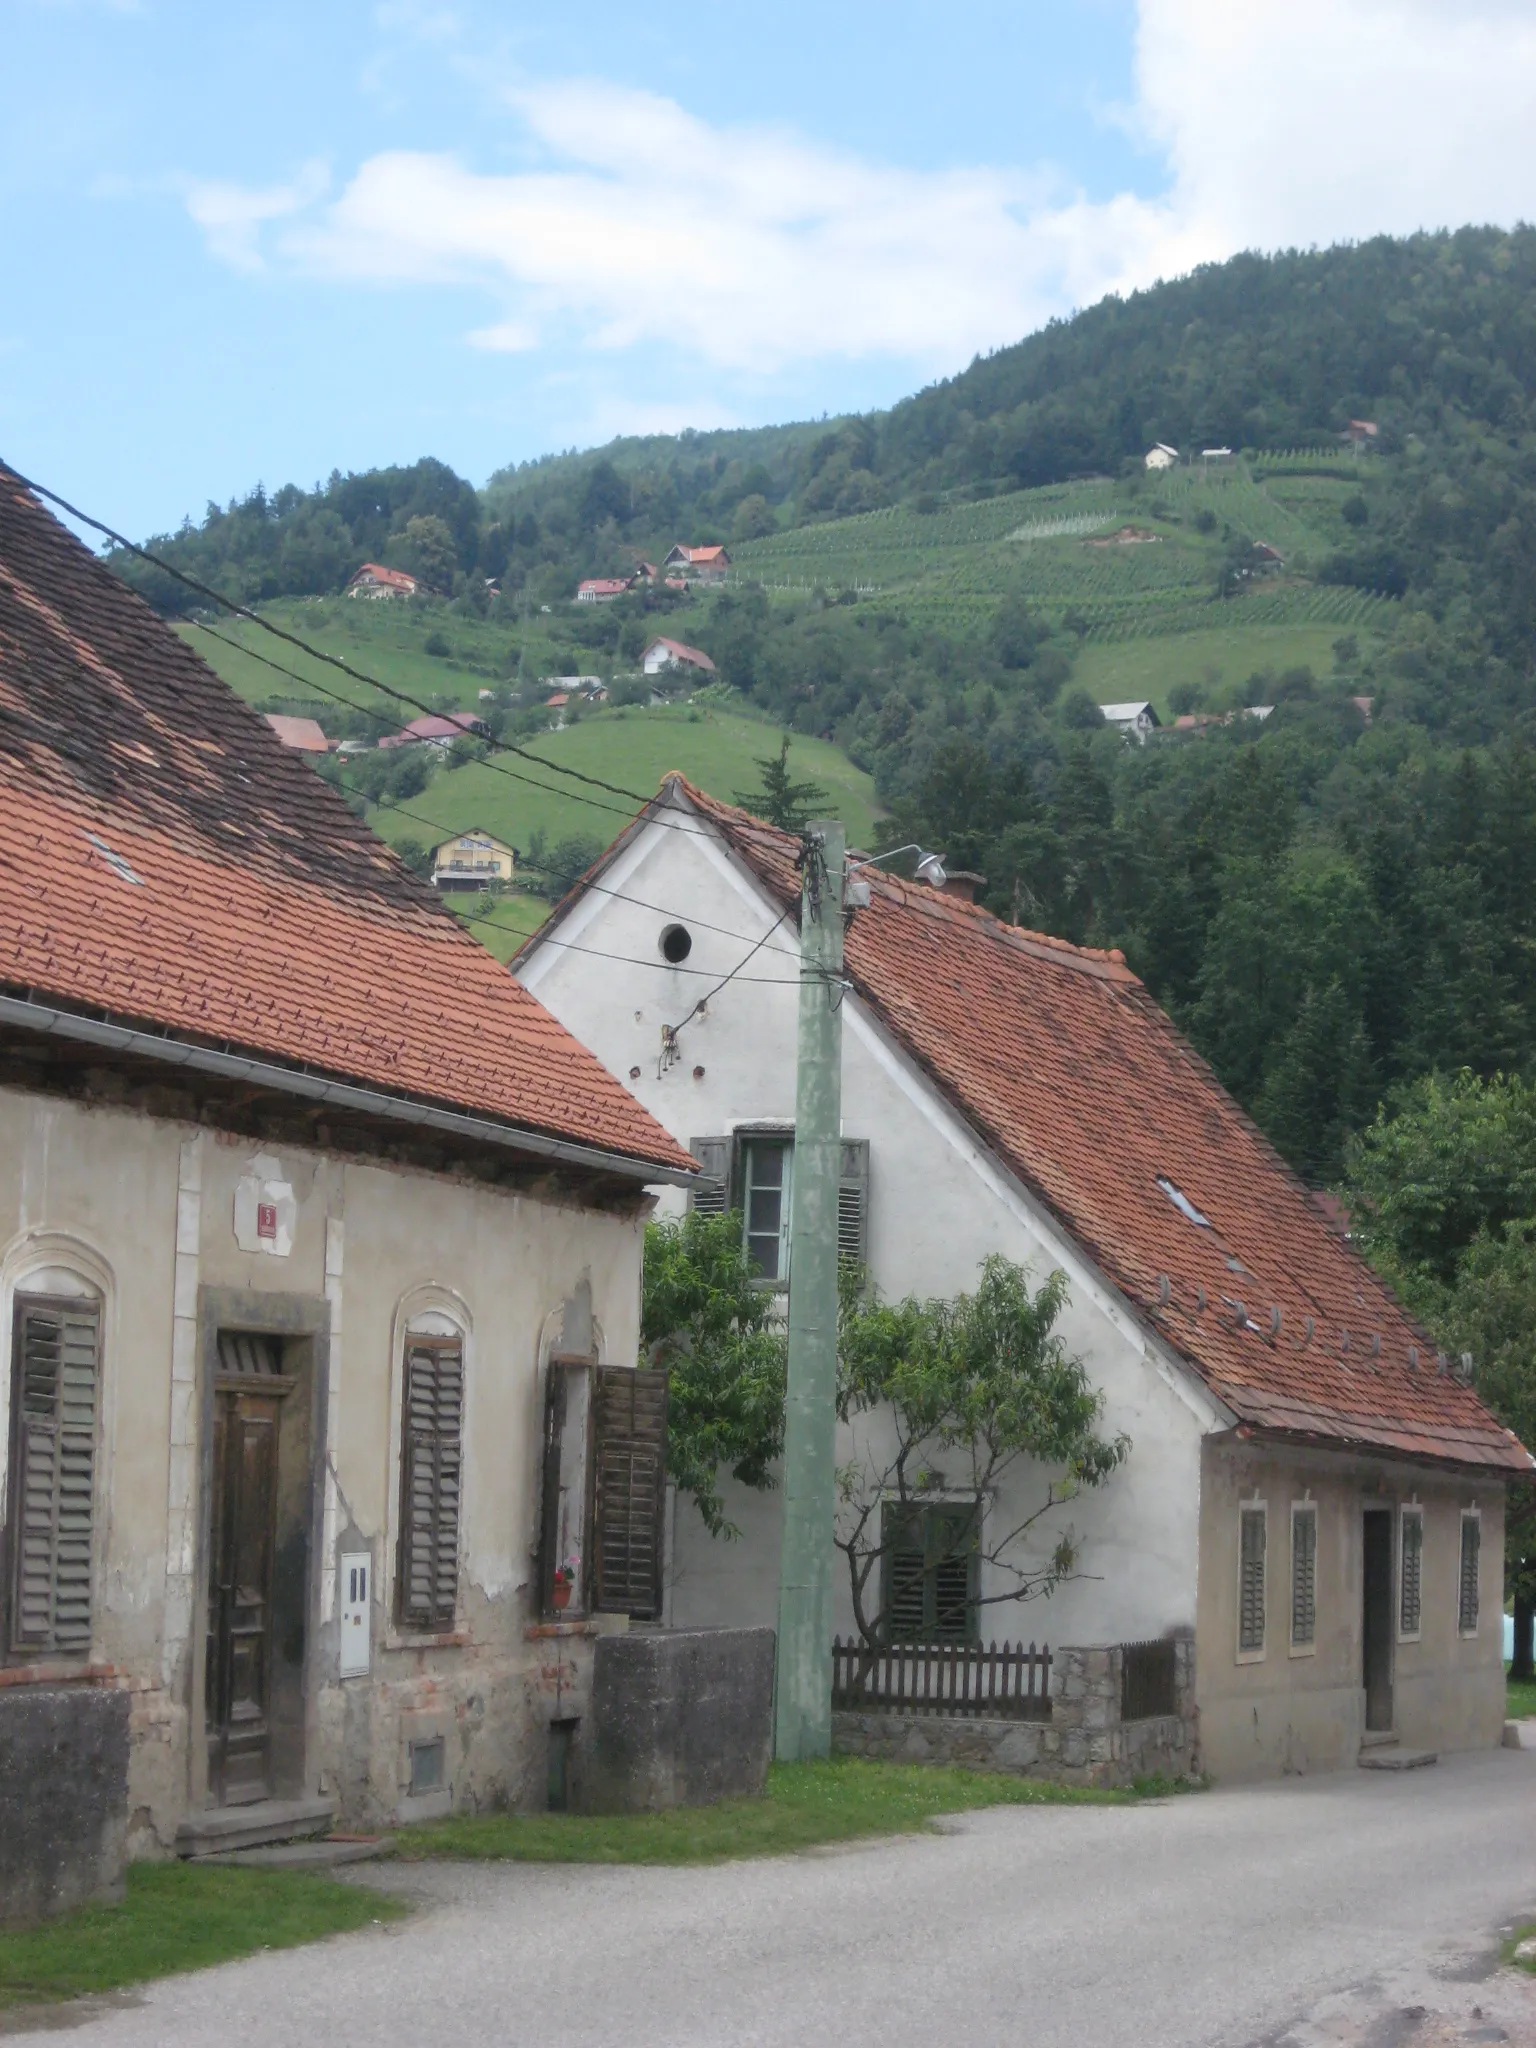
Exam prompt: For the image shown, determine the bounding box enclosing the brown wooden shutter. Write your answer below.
[396,1338,463,1631]
[8,1297,100,1656]
[687,1137,730,1218]
[590,1365,668,1619]
[837,1140,870,1269]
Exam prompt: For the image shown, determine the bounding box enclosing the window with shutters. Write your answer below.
[1458,1512,1481,1636]
[394,1334,464,1632]
[589,1365,669,1620]
[6,1294,101,1659]
[1398,1506,1423,1640]
[1237,1503,1267,1658]
[881,1502,979,1644]
[1289,1502,1316,1652]
[687,1134,870,1287]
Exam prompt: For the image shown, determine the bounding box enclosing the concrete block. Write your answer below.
[0,1687,130,1926]
[574,1627,775,1814]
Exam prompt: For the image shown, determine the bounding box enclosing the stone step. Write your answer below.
[175,1795,336,1858]
[192,1835,393,1871]
[1503,1719,1536,1750]
[1359,1728,1400,1749]
[1358,1746,1438,1771]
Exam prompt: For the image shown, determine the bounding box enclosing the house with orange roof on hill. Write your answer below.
[642,635,717,680]
[345,562,417,599]
[0,466,697,1861]
[662,543,731,583]
[516,773,1531,1784]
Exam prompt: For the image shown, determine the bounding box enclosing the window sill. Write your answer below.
[524,1621,600,1640]
[1287,1641,1316,1658]
[0,1661,122,1689]
[383,1630,470,1652]
[1397,1631,1422,1647]
[1235,1647,1266,1665]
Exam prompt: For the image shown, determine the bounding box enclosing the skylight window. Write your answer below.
[1157,1176,1210,1228]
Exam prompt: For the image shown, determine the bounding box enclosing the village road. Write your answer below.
[29,1748,1536,2048]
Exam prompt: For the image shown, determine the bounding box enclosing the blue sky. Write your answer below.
[5,0,1535,538]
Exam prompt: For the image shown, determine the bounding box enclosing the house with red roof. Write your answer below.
[0,467,695,1855]
[641,636,717,680]
[662,543,730,583]
[575,578,632,604]
[345,562,417,599]
[517,775,1530,1782]
[377,711,488,749]
[263,713,332,753]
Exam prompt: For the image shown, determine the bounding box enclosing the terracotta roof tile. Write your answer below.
[668,778,1530,1477]
[0,467,692,1179]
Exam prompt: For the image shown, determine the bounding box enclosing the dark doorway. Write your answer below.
[1362,1508,1394,1734]
[206,1334,292,1805]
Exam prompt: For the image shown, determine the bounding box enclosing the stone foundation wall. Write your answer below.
[832,1637,1197,1790]
[0,1684,130,1925]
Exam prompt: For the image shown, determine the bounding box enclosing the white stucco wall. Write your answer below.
[517,810,1218,1651]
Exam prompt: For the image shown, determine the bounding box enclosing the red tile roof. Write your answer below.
[643,636,717,672]
[652,777,1530,1476]
[264,713,331,753]
[0,467,692,1181]
[347,563,417,593]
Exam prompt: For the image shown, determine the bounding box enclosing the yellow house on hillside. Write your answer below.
[431,829,516,892]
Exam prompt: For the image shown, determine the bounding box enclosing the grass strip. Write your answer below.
[1508,1670,1536,1721]
[393,1756,1132,1866]
[0,1862,403,2011]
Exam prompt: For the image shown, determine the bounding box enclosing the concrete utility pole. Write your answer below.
[774,820,846,1762]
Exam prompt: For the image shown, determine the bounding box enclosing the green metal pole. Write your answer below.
[774,821,845,1762]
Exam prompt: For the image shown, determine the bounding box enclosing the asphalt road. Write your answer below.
[28,1750,1536,2048]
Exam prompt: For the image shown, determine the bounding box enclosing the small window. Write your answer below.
[1399,1507,1423,1639]
[395,1335,464,1632]
[7,1294,102,1657]
[882,1504,978,1645]
[1238,1504,1266,1656]
[409,1737,445,1796]
[659,924,693,964]
[742,1138,794,1283]
[1290,1503,1317,1649]
[1459,1513,1481,1635]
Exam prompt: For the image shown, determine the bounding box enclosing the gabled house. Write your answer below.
[662,544,730,583]
[378,712,488,750]
[1144,444,1179,470]
[641,636,717,679]
[575,579,632,604]
[1099,700,1161,744]
[516,776,1530,1781]
[345,563,417,600]
[0,468,696,1852]
[430,830,516,892]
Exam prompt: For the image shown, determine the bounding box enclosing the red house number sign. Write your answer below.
[256,1201,278,1242]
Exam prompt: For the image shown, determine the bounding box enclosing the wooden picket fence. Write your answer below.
[831,1637,1052,1721]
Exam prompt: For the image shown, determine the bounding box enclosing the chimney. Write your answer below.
[939,871,986,905]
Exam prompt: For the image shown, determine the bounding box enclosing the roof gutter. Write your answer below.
[0,992,698,1190]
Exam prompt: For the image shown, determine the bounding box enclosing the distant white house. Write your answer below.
[1100,700,1161,744]
[575,578,632,604]
[346,563,418,600]
[431,829,516,892]
[642,636,717,679]
[1144,443,1179,471]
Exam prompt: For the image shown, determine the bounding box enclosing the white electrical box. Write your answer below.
[339,1550,372,1677]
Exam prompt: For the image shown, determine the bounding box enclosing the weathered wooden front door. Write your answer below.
[206,1347,288,1805]
[1362,1507,1394,1735]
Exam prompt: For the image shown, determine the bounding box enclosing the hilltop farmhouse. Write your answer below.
[517,777,1530,1782]
[0,468,695,1856]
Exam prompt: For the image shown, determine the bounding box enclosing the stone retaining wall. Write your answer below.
[832,1637,1197,1789]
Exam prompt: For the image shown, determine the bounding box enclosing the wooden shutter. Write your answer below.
[1459,1515,1481,1633]
[837,1140,870,1270]
[396,1338,463,1631]
[1239,1506,1266,1653]
[1290,1506,1316,1647]
[882,1503,977,1644]
[1400,1509,1423,1635]
[590,1365,668,1619]
[8,1297,100,1656]
[688,1137,730,1219]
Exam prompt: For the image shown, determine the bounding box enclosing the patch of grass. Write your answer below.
[393,1757,1128,1866]
[1504,1923,1536,1974]
[1074,622,1382,719]
[1506,1668,1536,1721]
[0,1862,403,2011]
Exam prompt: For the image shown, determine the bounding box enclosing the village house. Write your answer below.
[345,563,417,600]
[516,776,1530,1783]
[641,636,717,680]
[1144,444,1179,470]
[430,830,516,892]
[263,714,331,754]
[575,578,632,604]
[378,712,488,751]
[0,469,697,1856]
[662,544,730,584]
[1099,700,1161,743]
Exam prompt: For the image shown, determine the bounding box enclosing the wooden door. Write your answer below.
[1362,1508,1394,1734]
[206,1386,283,1805]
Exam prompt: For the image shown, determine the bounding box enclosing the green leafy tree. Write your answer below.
[733,735,829,832]
[834,1258,1128,1645]
[642,1210,787,1538]
[387,514,459,594]
[732,493,777,541]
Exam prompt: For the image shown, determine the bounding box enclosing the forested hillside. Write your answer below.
[112,225,1536,1192]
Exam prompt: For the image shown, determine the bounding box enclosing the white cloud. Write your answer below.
[186,160,330,273]
[186,2,1536,374]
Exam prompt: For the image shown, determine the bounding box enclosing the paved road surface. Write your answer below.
[21,1750,1536,2048]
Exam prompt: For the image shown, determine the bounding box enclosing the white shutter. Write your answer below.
[837,1140,870,1269]
[9,1298,100,1656]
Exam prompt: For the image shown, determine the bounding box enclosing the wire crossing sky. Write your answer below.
[5,0,1536,537]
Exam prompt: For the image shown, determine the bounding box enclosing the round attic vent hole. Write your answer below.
[660,924,693,964]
